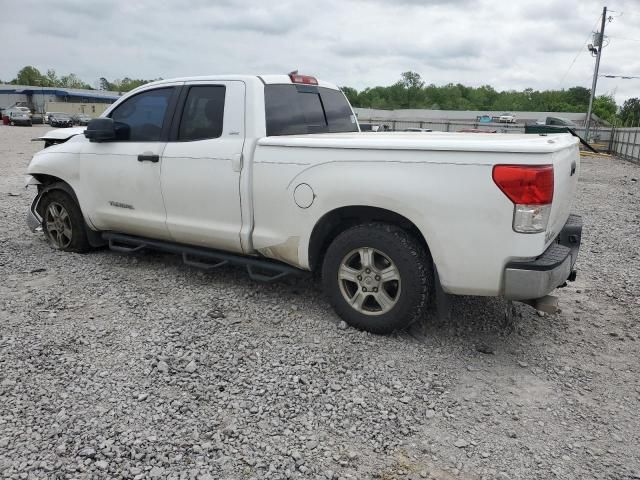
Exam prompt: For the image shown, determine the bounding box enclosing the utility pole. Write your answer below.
[585,6,607,141]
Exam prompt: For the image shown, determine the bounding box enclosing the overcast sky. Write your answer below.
[1,0,639,104]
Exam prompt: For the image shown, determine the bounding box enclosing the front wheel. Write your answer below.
[39,190,91,252]
[322,223,433,334]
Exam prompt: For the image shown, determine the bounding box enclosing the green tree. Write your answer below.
[44,69,58,87]
[106,77,159,93]
[592,94,618,124]
[400,71,424,108]
[12,66,45,86]
[619,98,640,126]
[58,73,92,89]
[340,86,358,106]
[566,86,590,108]
[98,77,112,90]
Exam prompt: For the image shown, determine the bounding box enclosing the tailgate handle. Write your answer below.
[570,160,576,176]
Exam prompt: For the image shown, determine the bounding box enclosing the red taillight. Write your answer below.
[289,73,318,85]
[492,165,554,205]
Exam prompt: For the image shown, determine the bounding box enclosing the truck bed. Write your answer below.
[259,131,579,155]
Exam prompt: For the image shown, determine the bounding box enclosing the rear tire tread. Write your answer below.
[322,223,432,334]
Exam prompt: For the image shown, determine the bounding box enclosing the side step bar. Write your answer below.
[102,232,303,283]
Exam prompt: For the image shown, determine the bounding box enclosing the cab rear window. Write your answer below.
[265,85,357,136]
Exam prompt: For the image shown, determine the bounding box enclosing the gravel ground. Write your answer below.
[0,125,639,480]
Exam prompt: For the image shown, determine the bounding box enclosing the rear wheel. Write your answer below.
[40,191,91,252]
[322,223,432,334]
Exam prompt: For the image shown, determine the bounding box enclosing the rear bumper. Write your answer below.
[503,214,582,300]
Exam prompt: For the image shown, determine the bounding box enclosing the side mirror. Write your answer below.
[84,118,116,142]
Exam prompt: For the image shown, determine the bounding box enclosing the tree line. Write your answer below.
[3,67,639,125]
[342,72,640,126]
[3,66,160,95]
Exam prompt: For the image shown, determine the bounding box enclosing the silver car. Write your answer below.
[9,110,32,126]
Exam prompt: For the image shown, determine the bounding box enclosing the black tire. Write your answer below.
[39,190,91,253]
[322,223,432,334]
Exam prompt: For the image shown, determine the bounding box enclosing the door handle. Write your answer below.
[138,153,159,163]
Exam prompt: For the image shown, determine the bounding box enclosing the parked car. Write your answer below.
[498,112,516,123]
[8,110,32,126]
[8,106,32,115]
[72,113,92,126]
[25,73,582,334]
[5,106,32,120]
[359,123,380,132]
[48,113,74,128]
[403,128,433,132]
[535,117,577,127]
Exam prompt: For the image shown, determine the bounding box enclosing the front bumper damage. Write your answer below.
[27,195,43,232]
[504,214,582,300]
[25,175,43,232]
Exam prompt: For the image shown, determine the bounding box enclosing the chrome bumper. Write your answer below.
[504,214,582,300]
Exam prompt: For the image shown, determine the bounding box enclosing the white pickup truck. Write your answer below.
[25,73,582,334]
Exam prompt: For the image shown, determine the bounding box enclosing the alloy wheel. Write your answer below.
[337,247,401,315]
[44,201,73,249]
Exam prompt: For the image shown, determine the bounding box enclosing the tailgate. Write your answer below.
[546,139,580,246]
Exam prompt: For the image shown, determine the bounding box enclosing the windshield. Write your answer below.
[265,85,358,136]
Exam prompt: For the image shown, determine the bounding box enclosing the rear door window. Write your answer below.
[265,85,357,136]
[178,85,226,141]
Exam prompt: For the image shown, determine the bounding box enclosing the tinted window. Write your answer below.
[110,88,172,141]
[265,85,357,136]
[178,86,226,141]
[320,88,358,132]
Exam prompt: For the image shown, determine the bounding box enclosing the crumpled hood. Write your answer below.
[37,126,87,142]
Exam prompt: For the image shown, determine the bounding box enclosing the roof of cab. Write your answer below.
[258,75,339,90]
[140,74,339,91]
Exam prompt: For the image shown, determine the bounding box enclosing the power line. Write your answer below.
[600,74,640,79]
[608,35,640,43]
[559,14,603,87]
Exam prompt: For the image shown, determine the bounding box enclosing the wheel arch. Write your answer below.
[32,174,105,247]
[308,205,432,272]
[32,174,79,205]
